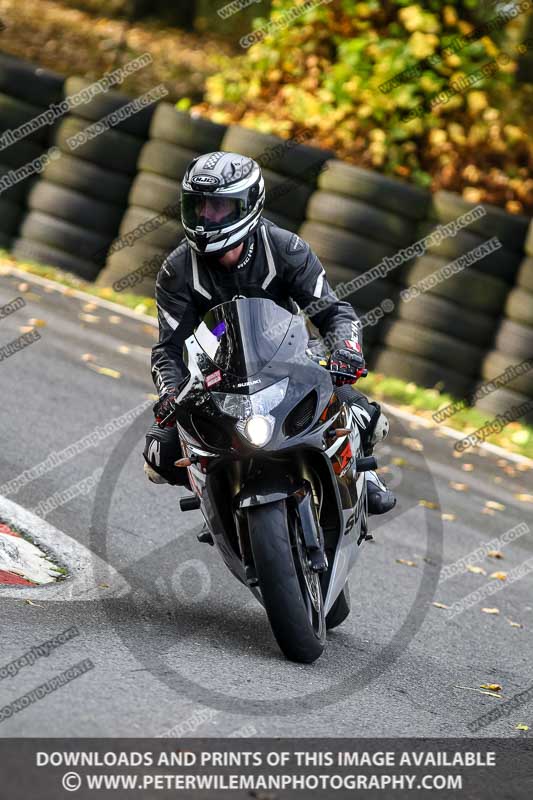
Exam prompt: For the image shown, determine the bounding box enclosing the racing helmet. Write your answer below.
[180,151,265,256]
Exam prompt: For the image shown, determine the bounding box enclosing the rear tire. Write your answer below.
[247,500,326,663]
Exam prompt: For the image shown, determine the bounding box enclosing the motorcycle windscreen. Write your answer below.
[194,298,293,378]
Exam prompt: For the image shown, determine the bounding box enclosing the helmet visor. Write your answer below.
[181,192,247,232]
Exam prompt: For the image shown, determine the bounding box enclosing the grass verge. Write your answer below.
[0,249,157,317]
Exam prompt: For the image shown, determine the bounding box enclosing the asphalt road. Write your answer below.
[0,266,532,739]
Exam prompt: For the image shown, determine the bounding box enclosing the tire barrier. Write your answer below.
[12,74,157,281]
[478,229,533,419]
[369,191,529,402]
[0,53,63,250]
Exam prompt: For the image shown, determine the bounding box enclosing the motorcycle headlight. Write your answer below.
[244,415,273,447]
[211,378,289,419]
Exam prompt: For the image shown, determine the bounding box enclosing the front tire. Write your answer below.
[247,500,326,663]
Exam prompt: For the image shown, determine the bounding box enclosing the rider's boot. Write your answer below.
[335,385,396,515]
[366,469,396,515]
[360,401,396,515]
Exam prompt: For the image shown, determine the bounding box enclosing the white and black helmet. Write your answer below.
[181,151,265,256]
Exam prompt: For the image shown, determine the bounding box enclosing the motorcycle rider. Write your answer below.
[143,151,396,516]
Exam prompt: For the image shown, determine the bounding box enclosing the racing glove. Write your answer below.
[153,390,177,427]
[329,341,366,386]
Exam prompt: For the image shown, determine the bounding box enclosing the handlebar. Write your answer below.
[315,357,368,384]
[156,404,178,429]
[156,364,368,428]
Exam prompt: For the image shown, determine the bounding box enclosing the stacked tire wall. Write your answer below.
[13,76,154,282]
[303,160,429,355]
[475,223,533,424]
[373,190,528,399]
[0,53,64,253]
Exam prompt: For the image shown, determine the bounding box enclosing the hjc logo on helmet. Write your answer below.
[191,174,220,187]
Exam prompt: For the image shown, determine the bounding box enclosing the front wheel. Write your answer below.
[247,500,326,663]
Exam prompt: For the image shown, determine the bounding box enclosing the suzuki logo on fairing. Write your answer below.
[236,379,261,387]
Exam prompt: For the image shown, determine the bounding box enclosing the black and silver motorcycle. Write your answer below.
[161,297,377,663]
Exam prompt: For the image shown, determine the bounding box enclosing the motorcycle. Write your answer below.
[160,297,377,663]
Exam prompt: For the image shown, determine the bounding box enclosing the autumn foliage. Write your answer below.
[197,0,533,213]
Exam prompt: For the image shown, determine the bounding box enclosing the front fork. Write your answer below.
[235,476,328,586]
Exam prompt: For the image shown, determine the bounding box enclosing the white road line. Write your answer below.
[0,261,157,327]
[0,494,130,600]
[383,403,533,467]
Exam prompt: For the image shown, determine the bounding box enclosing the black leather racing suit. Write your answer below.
[144,217,376,485]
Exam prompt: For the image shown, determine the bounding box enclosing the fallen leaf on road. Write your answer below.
[392,456,406,466]
[516,463,532,472]
[514,493,533,503]
[482,507,496,516]
[449,481,469,491]
[18,326,33,334]
[117,345,130,353]
[108,315,121,324]
[418,499,440,509]
[489,571,507,581]
[24,599,43,607]
[432,601,450,609]
[454,685,503,697]
[142,324,158,338]
[485,500,505,511]
[87,364,121,379]
[28,318,46,327]
[487,550,503,559]
[480,683,502,691]
[135,303,148,314]
[507,619,523,628]
[17,282,29,292]
[441,512,456,521]
[481,607,500,615]
[515,724,529,731]
[467,565,487,575]
[98,583,110,589]
[79,313,100,324]
[396,558,417,567]
[82,302,97,312]
[401,437,423,452]
[462,463,474,471]
[81,353,96,362]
